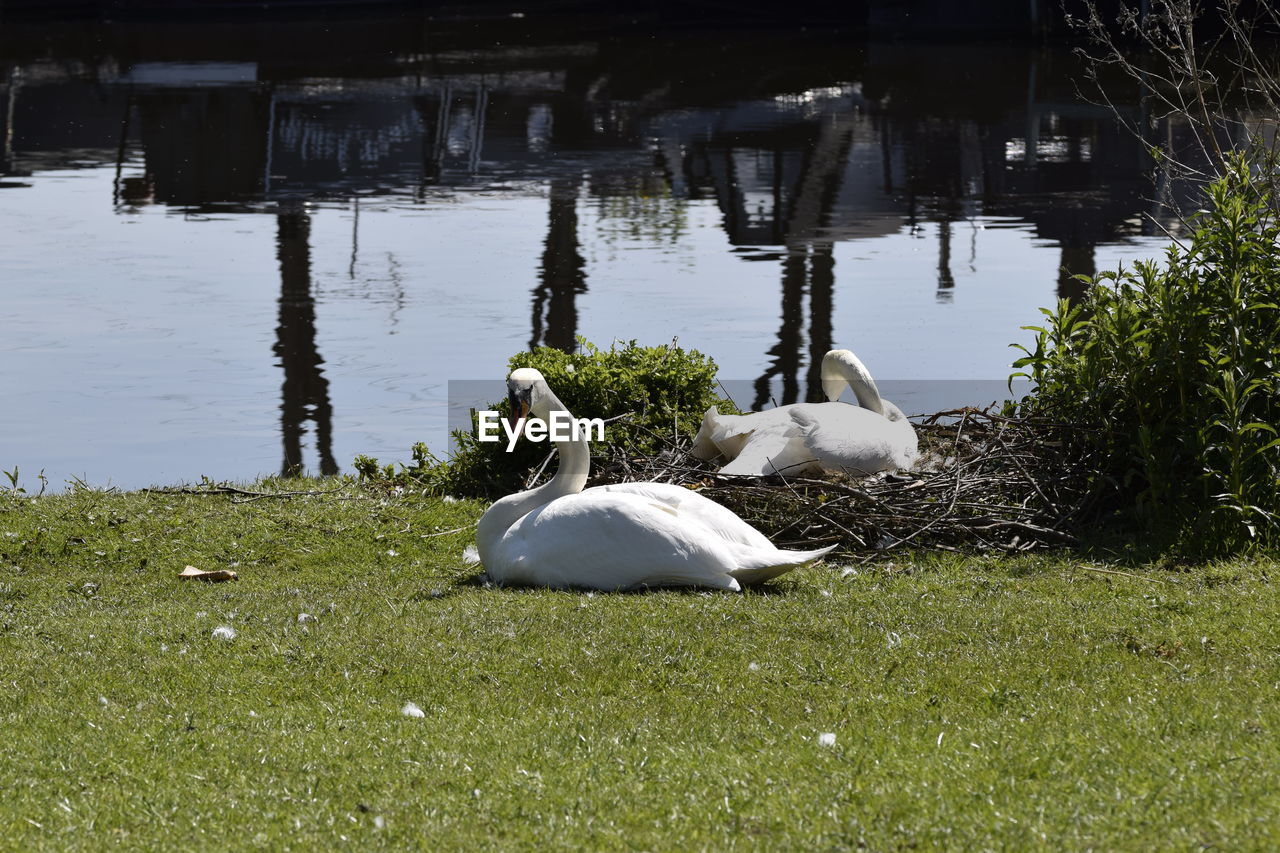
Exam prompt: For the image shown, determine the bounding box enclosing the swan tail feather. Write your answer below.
[708,415,755,460]
[728,543,838,585]
[691,406,726,460]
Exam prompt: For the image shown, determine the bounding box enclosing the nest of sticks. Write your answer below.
[579,407,1100,559]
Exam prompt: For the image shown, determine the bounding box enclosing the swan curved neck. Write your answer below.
[476,383,591,560]
[823,350,885,416]
[535,387,590,499]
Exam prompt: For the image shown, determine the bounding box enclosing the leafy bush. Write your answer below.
[356,339,730,498]
[1013,156,1280,553]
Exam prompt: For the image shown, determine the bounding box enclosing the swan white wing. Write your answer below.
[488,490,832,591]
[592,483,836,581]
[707,411,764,460]
[791,406,918,475]
[489,491,746,591]
[718,428,818,476]
[716,407,834,473]
[594,482,774,549]
[728,541,837,585]
[694,406,801,461]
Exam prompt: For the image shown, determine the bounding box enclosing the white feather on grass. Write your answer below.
[462,545,480,565]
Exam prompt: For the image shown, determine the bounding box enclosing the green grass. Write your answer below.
[2,479,1279,849]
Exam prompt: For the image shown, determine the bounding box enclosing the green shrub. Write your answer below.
[1013,155,1280,553]
[356,339,730,499]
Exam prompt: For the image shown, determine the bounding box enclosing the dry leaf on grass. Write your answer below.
[178,565,238,583]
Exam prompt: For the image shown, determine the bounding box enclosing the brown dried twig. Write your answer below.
[579,407,1095,558]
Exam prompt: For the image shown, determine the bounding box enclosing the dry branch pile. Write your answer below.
[579,408,1099,559]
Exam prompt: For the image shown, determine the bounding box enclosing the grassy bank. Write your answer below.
[1,480,1278,849]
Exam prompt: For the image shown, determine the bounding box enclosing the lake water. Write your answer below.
[1,13,1177,490]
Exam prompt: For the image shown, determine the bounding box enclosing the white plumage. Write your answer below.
[476,368,834,592]
[692,349,917,477]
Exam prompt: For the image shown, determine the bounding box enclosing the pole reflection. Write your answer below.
[937,218,955,300]
[753,249,807,409]
[1,66,21,179]
[804,242,835,402]
[274,207,338,477]
[530,176,588,352]
[1056,243,1097,302]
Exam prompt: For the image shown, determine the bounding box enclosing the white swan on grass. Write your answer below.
[691,349,918,478]
[476,368,836,592]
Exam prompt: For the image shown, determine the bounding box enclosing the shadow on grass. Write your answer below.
[452,569,799,596]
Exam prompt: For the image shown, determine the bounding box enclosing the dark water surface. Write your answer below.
[1,12,1175,489]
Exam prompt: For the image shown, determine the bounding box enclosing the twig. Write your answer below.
[146,484,347,501]
[419,524,475,538]
[1074,565,1168,584]
[583,409,1094,556]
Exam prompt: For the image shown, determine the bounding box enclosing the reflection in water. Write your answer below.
[1057,244,1097,302]
[138,88,268,206]
[804,243,836,403]
[755,251,806,409]
[753,242,837,409]
[733,106,854,405]
[530,176,588,352]
[937,219,955,300]
[274,209,338,477]
[0,12,1203,484]
[1,67,21,181]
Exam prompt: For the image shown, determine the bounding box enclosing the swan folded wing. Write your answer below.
[791,407,918,475]
[493,492,754,591]
[696,406,798,461]
[595,482,774,549]
[692,406,742,461]
[717,429,818,477]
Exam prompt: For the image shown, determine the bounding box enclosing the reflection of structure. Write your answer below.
[803,243,836,402]
[135,86,267,205]
[674,101,857,404]
[1056,243,1096,302]
[1,67,21,179]
[530,176,588,352]
[752,243,837,408]
[1,20,1196,418]
[661,46,1171,403]
[274,208,338,477]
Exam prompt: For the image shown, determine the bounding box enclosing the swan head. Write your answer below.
[881,400,909,423]
[507,367,550,422]
[820,349,885,416]
[820,350,854,402]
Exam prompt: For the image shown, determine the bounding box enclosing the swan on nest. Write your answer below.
[691,349,918,478]
[476,368,835,592]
